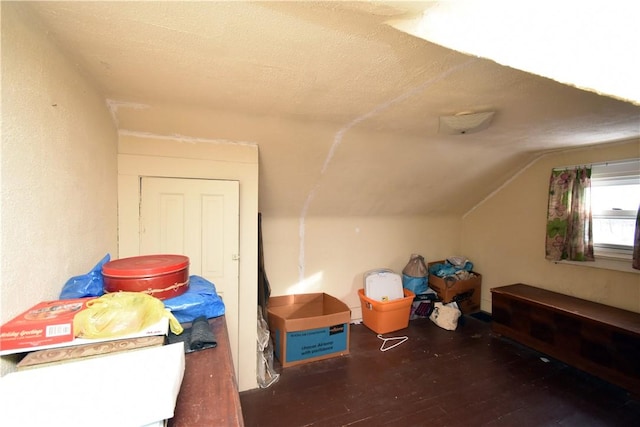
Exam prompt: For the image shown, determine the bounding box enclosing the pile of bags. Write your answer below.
[401,254,463,331]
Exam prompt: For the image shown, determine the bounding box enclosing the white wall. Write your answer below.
[117,134,259,392]
[463,139,640,313]
[1,3,119,375]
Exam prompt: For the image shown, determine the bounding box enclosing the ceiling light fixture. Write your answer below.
[438,111,495,135]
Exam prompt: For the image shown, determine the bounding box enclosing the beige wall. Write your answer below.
[117,134,259,392]
[1,3,119,375]
[463,139,640,313]
[261,215,462,319]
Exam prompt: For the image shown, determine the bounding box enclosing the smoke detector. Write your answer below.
[439,111,495,135]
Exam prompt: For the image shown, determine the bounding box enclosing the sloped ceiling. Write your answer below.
[24,1,640,217]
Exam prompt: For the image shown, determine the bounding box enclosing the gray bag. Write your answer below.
[402,254,428,277]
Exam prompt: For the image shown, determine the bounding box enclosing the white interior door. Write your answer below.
[139,177,240,370]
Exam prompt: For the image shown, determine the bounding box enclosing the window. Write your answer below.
[590,159,640,259]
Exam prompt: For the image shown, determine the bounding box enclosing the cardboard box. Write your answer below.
[428,260,482,314]
[0,343,185,427]
[0,298,94,353]
[358,288,415,334]
[267,293,350,368]
[0,298,169,356]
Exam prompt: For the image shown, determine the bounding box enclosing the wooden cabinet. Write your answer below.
[491,284,640,396]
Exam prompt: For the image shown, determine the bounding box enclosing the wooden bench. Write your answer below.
[169,316,244,426]
[491,284,640,396]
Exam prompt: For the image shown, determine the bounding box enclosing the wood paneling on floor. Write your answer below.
[240,315,640,426]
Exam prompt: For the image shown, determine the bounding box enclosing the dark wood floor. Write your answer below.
[240,314,640,427]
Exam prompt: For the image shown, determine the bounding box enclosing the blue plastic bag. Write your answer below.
[402,274,429,295]
[163,275,225,323]
[429,260,474,278]
[59,254,110,299]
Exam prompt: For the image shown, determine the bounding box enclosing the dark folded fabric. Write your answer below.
[168,316,217,353]
[189,316,217,350]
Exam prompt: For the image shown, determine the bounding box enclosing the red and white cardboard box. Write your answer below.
[0,298,168,355]
[0,298,93,352]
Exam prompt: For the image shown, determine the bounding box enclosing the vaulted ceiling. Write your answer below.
[25,1,640,217]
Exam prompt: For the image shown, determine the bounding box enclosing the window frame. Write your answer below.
[590,159,639,260]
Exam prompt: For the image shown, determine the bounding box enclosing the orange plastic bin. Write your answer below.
[358,288,415,334]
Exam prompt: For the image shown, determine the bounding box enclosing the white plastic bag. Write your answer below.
[257,307,279,388]
[429,302,461,331]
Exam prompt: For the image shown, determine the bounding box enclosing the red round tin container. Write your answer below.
[102,254,190,300]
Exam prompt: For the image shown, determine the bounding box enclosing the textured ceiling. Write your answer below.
[25,1,640,217]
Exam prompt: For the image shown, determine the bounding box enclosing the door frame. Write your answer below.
[117,137,258,391]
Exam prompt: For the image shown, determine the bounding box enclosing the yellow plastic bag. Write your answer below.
[74,292,183,339]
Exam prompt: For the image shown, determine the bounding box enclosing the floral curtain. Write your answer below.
[545,167,594,261]
[633,206,640,270]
